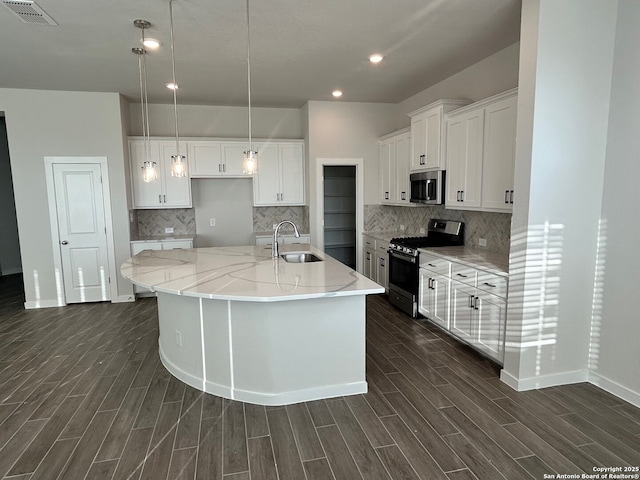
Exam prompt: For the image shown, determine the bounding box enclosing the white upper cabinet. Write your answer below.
[253,141,305,206]
[189,140,250,177]
[444,88,518,212]
[379,128,410,205]
[445,108,484,209]
[409,100,468,172]
[129,139,191,209]
[481,94,518,212]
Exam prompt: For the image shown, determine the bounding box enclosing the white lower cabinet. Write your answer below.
[130,238,193,294]
[419,269,450,330]
[362,234,388,291]
[419,251,507,364]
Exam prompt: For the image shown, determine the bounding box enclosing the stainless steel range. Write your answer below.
[388,219,464,317]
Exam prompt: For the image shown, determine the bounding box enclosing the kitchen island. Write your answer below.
[121,245,383,405]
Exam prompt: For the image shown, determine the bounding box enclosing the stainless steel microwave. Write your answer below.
[410,171,445,205]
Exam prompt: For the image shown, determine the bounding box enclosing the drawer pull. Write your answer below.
[428,263,436,268]
[474,296,480,310]
[456,273,468,278]
[483,282,497,288]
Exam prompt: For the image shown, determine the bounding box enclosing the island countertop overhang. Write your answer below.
[120,244,384,302]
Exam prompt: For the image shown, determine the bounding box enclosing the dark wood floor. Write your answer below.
[0,274,639,480]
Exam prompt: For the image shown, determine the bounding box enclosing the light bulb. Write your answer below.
[142,161,158,183]
[243,150,257,175]
[369,54,383,63]
[332,90,343,98]
[171,154,187,177]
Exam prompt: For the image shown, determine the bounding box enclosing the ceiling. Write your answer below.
[0,0,521,108]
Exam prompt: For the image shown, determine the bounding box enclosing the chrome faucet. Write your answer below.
[272,220,300,257]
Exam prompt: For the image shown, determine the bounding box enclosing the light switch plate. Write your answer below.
[479,238,487,247]
[210,218,216,227]
[400,224,405,231]
[419,228,426,234]
[165,227,174,234]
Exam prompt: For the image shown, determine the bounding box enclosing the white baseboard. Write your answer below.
[24,299,64,309]
[112,295,135,303]
[500,368,588,391]
[588,371,640,408]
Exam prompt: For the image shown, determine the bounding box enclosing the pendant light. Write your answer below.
[133,19,157,183]
[168,0,186,177]
[243,0,257,175]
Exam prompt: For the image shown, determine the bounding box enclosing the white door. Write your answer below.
[53,163,110,303]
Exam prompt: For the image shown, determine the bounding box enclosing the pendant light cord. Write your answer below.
[139,29,151,164]
[246,0,252,152]
[169,0,180,155]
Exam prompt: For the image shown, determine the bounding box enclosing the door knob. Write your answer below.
[61,241,68,245]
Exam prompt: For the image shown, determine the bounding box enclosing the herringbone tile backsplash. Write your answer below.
[365,205,511,255]
[253,206,309,232]
[137,208,196,236]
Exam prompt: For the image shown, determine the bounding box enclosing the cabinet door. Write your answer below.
[130,140,163,208]
[253,143,280,205]
[159,142,192,208]
[475,291,506,362]
[395,132,411,203]
[279,143,305,205]
[221,142,250,176]
[424,108,442,169]
[481,95,517,212]
[189,141,223,177]
[430,274,450,329]
[445,109,484,208]
[363,249,374,280]
[418,269,431,317]
[410,113,426,171]
[450,280,475,343]
[375,252,388,291]
[379,140,394,204]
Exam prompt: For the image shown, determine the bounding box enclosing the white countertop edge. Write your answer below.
[418,247,509,277]
[146,284,384,302]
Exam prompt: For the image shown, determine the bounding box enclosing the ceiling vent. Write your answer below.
[2,0,57,25]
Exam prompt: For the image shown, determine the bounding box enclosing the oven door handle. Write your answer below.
[388,250,417,263]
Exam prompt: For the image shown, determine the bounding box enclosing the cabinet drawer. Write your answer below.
[363,235,375,249]
[476,271,508,298]
[451,262,477,287]
[420,253,450,275]
[376,241,389,254]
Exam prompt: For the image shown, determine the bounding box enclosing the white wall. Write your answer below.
[192,178,254,247]
[0,88,133,304]
[399,43,521,121]
[0,116,22,275]
[305,101,401,245]
[502,0,618,390]
[592,0,640,402]
[130,103,303,139]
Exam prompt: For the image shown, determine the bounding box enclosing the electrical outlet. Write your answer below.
[165,227,174,234]
[400,224,405,231]
[209,218,216,227]
[479,238,487,247]
[419,227,426,234]
[175,330,182,347]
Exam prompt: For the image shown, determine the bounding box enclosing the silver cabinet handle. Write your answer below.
[366,252,370,260]
[385,192,389,200]
[419,154,425,165]
[402,192,406,200]
[456,273,468,278]
[159,195,162,203]
[510,190,514,204]
[280,193,283,201]
[218,164,222,172]
[483,282,496,288]
[461,190,464,202]
[469,295,474,308]
[474,296,480,310]
[428,263,436,268]
[61,240,68,245]
[505,190,509,204]
[163,194,166,203]
[223,163,226,173]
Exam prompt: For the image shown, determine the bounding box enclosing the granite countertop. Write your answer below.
[419,246,509,276]
[121,244,383,302]
[130,234,195,243]
[363,231,404,244]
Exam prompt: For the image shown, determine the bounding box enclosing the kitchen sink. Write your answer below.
[280,252,323,263]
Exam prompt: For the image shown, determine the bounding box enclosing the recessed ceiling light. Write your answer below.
[166,82,179,90]
[332,90,343,98]
[369,54,383,64]
[143,38,160,50]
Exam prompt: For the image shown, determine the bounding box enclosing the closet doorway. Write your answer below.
[323,166,356,268]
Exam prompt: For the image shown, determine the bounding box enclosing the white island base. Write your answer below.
[157,292,367,406]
